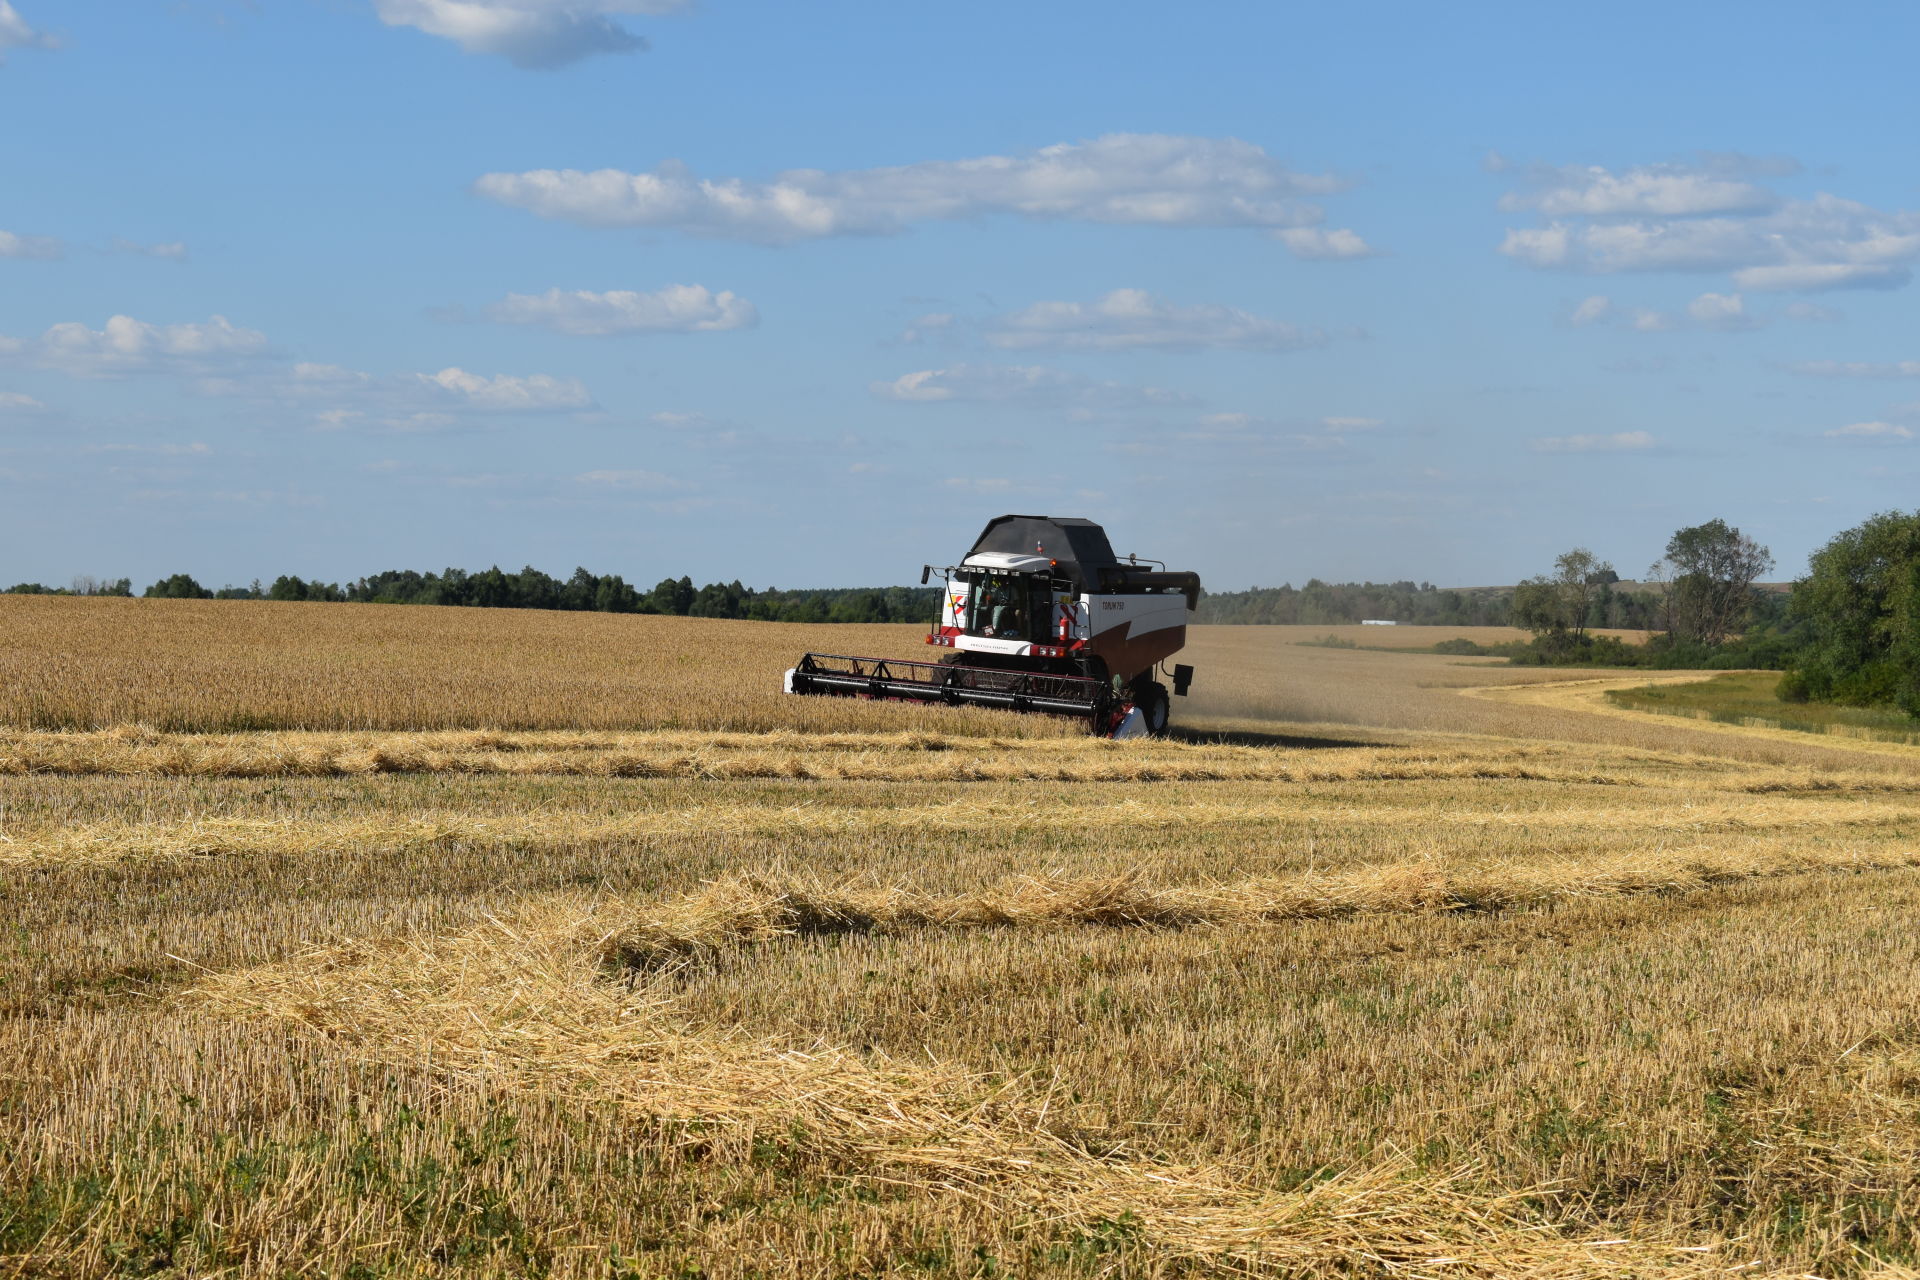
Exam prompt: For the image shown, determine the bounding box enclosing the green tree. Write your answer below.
[1648,519,1772,646]
[1784,511,1920,714]
[649,575,695,616]
[144,573,212,599]
[1511,548,1614,640]
[1510,577,1565,636]
[592,575,640,613]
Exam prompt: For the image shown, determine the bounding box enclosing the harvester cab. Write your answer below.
[784,515,1199,737]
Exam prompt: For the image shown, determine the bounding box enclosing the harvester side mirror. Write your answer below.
[920,565,931,584]
[1172,664,1194,697]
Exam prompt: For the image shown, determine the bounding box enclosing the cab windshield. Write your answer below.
[965,574,1039,640]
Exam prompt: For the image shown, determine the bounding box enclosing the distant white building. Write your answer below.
[1361,619,1397,626]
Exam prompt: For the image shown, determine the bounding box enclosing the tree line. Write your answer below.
[1493,519,1794,669]
[1498,513,1920,725]
[1192,578,1673,629]
[2,566,942,625]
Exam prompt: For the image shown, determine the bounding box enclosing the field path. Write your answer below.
[1465,669,1920,761]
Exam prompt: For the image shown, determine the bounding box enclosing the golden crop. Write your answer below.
[7,597,1920,1276]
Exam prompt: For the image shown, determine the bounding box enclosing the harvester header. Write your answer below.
[785,515,1200,737]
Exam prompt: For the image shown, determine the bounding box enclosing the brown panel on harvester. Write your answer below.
[1086,623,1188,682]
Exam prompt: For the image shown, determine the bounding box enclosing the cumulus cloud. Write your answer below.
[1685,291,1759,331]
[475,134,1365,252]
[984,288,1327,353]
[1571,291,1761,332]
[1824,420,1914,441]
[419,366,590,410]
[1500,160,1778,217]
[871,362,1184,410]
[1789,360,1920,378]
[371,0,685,69]
[0,229,61,260]
[0,314,270,376]
[1498,158,1920,294]
[199,354,594,427]
[1531,430,1656,453]
[1273,227,1377,259]
[0,2,56,62]
[481,284,757,335]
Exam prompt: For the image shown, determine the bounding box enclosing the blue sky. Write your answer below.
[2,1,1917,591]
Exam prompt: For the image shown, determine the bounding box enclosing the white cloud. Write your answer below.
[1685,291,1759,331]
[870,362,1184,410]
[372,0,684,69]
[482,284,757,335]
[1498,160,1920,293]
[0,229,61,260]
[1322,416,1382,431]
[1569,295,1612,326]
[1789,360,1920,378]
[1500,161,1778,217]
[0,2,56,61]
[0,390,44,412]
[1531,430,1656,453]
[112,239,189,261]
[1273,227,1376,259]
[201,354,594,426]
[475,134,1361,251]
[1572,291,1760,333]
[899,312,954,344]
[0,314,270,376]
[984,288,1326,353]
[1731,262,1906,291]
[1824,420,1914,441]
[418,366,591,411]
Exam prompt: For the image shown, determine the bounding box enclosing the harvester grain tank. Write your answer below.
[784,515,1200,737]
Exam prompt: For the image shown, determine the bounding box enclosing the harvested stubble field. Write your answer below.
[6,597,1920,1277]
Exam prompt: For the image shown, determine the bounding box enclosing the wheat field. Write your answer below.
[5,596,1920,1276]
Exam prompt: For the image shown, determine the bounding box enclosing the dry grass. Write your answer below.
[595,852,1920,965]
[9,599,1920,1275]
[13,721,1870,788]
[0,595,1072,735]
[1269,624,1652,651]
[189,894,1727,1278]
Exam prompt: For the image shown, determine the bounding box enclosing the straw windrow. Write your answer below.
[189,889,1744,1276]
[194,847,1920,1274]
[593,849,1920,969]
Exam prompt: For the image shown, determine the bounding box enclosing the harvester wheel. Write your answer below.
[1136,681,1170,736]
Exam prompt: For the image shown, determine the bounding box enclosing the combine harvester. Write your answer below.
[784,515,1199,737]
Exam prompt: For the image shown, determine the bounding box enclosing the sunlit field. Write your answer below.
[6,597,1920,1276]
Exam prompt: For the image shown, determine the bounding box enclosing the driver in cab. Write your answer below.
[978,579,1026,639]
